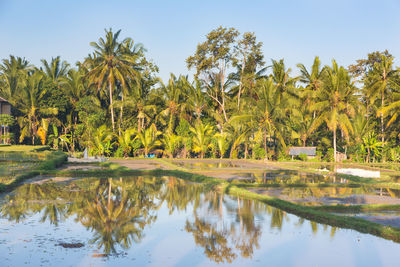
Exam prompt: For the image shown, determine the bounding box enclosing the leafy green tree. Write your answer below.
[187,26,239,122]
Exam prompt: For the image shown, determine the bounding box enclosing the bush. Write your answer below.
[253,145,266,159]
[298,153,308,161]
[325,148,334,162]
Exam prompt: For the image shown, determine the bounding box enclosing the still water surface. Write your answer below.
[0,176,399,266]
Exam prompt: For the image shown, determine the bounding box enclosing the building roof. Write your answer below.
[289,147,316,156]
[0,97,10,103]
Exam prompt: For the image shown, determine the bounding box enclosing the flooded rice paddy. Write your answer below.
[0,176,400,266]
[249,186,400,206]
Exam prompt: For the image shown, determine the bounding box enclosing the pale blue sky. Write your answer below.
[1,0,400,81]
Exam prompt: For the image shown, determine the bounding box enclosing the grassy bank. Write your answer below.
[0,151,67,193]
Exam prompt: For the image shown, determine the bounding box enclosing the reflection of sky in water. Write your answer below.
[0,179,399,266]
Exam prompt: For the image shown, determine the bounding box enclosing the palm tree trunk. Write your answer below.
[237,61,245,110]
[333,128,337,162]
[381,92,385,145]
[119,94,124,136]
[109,79,115,133]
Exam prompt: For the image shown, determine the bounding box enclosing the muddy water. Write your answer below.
[0,176,399,266]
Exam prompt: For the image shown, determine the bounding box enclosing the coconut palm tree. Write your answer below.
[86,28,139,132]
[184,77,208,123]
[161,132,181,158]
[0,55,31,103]
[158,74,187,133]
[297,56,326,118]
[135,124,161,156]
[190,121,214,158]
[16,71,58,144]
[61,68,87,124]
[40,56,69,86]
[365,55,398,144]
[312,60,357,162]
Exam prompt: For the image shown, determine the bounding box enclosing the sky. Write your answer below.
[1,0,400,81]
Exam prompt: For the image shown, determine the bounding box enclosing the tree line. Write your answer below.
[1,27,399,162]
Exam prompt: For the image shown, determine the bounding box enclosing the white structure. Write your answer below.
[336,168,380,178]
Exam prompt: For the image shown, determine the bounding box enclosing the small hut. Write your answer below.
[0,97,11,115]
[288,147,316,160]
[0,97,12,144]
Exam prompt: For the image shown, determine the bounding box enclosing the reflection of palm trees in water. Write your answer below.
[76,178,159,254]
[0,176,340,261]
[185,193,269,263]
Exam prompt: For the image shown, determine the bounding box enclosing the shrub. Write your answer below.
[298,153,308,161]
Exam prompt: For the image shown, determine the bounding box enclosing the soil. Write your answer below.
[110,159,167,170]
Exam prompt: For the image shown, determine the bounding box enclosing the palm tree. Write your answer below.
[213,132,229,159]
[184,78,208,123]
[90,125,113,156]
[86,29,139,132]
[365,55,398,144]
[161,132,181,158]
[271,59,298,101]
[40,56,69,86]
[312,60,357,162]
[297,56,326,118]
[16,71,58,144]
[61,68,87,125]
[158,74,187,133]
[117,128,136,157]
[0,55,31,103]
[135,124,161,156]
[232,77,287,159]
[190,121,214,158]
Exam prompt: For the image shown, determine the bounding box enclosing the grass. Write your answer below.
[0,145,50,152]
[0,151,67,193]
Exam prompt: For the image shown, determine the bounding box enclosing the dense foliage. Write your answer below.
[1,27,400,162]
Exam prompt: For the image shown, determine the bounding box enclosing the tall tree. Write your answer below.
[312,61,357,162]
[0,56,31,104]
[187,26,239,122]
[297,56,326,118]
[365,55,398,144]
[86,29,139,133]
[232,32,264,110]
[16,72,58,144]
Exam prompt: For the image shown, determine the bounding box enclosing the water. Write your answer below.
[249,186,400,206]
[225,170,346,184]
[0,176,399,266]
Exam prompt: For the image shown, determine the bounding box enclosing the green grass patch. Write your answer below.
[312,204,400,213]
[0,151,67,193]
[0,145,50,152]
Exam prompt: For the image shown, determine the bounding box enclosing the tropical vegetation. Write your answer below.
[1,27,400,162]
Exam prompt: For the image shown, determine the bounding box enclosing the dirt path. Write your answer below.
[110,159,169,170]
